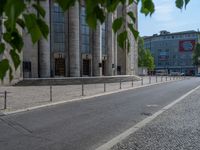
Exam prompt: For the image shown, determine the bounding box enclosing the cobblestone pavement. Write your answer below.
[111,85,200,150]
[0,76,182,112]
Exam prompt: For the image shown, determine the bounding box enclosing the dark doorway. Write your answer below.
[102,60,106,76]
[55,58,65,76]
[83,59,90,76]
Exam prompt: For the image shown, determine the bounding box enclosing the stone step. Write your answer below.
[15,75,141,86]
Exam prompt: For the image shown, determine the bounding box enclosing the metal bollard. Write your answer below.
[131,78,134,87]
[156,76,157,83]
[4,91,7,110]
[82,82,84,96]
[104,82,106,92]
[50,86,52,102]
[141,77,143,85]
[149,76,151,84]
[120,79,122,89]
[161,76,163,82]
[166,76,167,81]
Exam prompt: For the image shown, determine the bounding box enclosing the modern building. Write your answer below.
[144,30,200,75]
[0,0,138,85]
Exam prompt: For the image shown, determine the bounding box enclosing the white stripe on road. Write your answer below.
[96,84,200,150]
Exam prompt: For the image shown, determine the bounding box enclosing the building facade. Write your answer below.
[144,30,200,75]
[19,0,138,80]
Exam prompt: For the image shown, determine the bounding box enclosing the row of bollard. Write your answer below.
[48,76,184,102]
[0,76,185,109]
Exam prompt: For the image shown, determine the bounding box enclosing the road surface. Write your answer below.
[0,77,200,150]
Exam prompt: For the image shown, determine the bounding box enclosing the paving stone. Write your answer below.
[111,88,200,150]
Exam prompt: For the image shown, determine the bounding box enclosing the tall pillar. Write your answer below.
[68,2,80,77]
[106,13,114,76]
[39,0,50,78]
[113,12,118,75]
[92,23,102,76]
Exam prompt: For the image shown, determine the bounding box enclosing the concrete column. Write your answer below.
[68,2,80,77]
[39,0,51,78]
[106,14,114,76]
[92,23,102,76]
[113,12,118,75]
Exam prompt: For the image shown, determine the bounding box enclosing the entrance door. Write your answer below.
[83,59,90,76]
[55,58,65,76]
[102,60,106,76]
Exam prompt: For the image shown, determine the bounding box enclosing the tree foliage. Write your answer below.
[138,37,155,70]
[192,43,200,66]
[0,0,190,80]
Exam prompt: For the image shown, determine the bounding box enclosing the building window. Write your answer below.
[51,3,65,52]
[102,22,106,55]
[80,7,90,54]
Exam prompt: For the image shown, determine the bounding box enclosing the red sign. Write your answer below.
[179,40,195,52]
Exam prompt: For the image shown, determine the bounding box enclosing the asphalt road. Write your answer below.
[1,77,200,150]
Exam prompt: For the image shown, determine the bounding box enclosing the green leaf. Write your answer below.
[176,0,184,9]
[141,0,155,16]
[32,3,46,18]
[0,59,9,80]
[16,18,25,29]
[3,32,12,42]
[129,0,134,5]
[10,31,24,52]
[128,23,139,39]
[0,43,5,54]
[117,31,128,49]
[95,6,106,24]
[37,18,49,39]
[0,0,6,16]
[56,0,76,11]
[127,11,136,23]
[112,17,123,33]
[107,0,120,12]
[120,0,126,4]
[85,0,99,29]
[10,49,20,69]
[23,14,42,43]
[4,0,26,30]
[184,0,190,9]
[86,14,97,29]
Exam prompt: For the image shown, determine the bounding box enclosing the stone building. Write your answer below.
[144,30,200,75]
[1,0,138,83]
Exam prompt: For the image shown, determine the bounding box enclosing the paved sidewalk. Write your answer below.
[0,76,183,113]
[111,84,200,150]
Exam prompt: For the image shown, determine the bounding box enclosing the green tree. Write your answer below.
[138,37,155,70]
[138,37,146,67]
[192,43,200,66]
[0,0,190,80]
[144,49,155,71]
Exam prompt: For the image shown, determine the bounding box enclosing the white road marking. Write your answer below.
[146,104,159,107]
[95,84,200,150]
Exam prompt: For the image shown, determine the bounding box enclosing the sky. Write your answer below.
[138,0,200,36]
